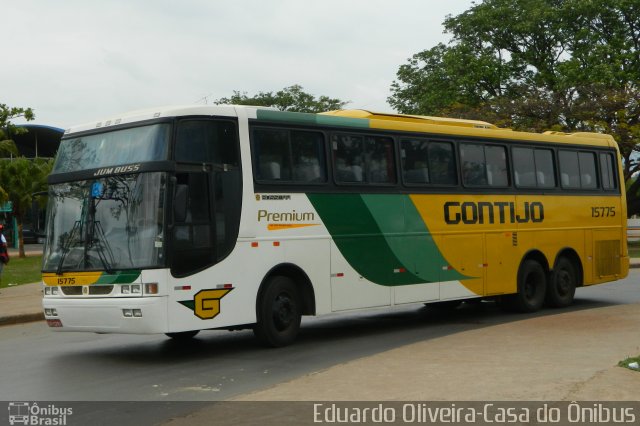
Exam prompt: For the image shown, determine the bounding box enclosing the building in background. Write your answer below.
[1,124,62,247]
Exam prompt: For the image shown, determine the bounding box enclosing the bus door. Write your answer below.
[169,119,241,278]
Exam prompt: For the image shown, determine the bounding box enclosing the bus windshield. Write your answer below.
[42,172,166,273]
[53,124,171,173]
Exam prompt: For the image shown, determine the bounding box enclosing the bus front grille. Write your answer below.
[60,285,115,296]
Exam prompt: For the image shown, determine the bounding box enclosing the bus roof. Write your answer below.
[64,105,617,149]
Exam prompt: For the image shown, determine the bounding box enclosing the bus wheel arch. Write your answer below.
[503,251,549,313]
[253,264,316,347]
[547,249,582,308]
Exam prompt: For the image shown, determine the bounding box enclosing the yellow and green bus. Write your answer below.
[41,106,628,346]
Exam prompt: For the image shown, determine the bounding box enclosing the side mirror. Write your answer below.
[173,184,188,222]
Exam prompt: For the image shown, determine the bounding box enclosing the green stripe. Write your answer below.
[361,195,469,282]
[308,193,420,285]
[96,270,141,284]
[256,109,369,128]
[308,194,469,286]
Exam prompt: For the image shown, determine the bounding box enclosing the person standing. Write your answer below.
[0,224,9,282]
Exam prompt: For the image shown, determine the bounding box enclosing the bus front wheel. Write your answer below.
[546,257,577,308]
[511,259,547,313]
[254,276,301,347]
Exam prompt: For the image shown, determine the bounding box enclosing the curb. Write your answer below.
[0,312,44,326]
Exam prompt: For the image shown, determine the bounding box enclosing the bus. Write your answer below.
[41,105,629,346]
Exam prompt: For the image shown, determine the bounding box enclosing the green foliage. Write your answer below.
[618,355,640,372]
[214,84,349,113]
[0,103,54,257]
[0,157,53,233]
[389,0,640,214]
[0,103,33,157]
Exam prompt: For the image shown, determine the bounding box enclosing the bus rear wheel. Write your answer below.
[254,276,301,347]
[546,257,577,308]
[511,259,547,313]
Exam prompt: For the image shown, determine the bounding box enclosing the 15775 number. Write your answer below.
[591,206,616,217]
[57,277,76,285]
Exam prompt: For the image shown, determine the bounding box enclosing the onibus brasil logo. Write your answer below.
[7,402,73,425]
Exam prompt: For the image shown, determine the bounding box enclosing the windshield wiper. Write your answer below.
[89,220,116,274]
[56,220,82,275]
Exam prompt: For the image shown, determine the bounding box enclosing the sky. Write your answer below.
[3,0,475,129]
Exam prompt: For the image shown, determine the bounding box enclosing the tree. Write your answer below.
[0,157,53,257]
[0,103,32,157]
[389,0,640,214]
[214,84,349,113]
[0,103,53,257]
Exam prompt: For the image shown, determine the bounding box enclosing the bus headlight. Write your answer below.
[121,285,130,294]
[131,284,141,294]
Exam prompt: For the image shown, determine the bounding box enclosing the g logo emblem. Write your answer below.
[193,289,232,320]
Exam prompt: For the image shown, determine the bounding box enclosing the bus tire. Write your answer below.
[512,259,547,313]
[254,276,301,347]
[165,330,199,340]
[546,257,577,308]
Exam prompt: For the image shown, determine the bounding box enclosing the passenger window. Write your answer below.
[429,142,457,185]
[461,144,487,186]
[461,143,508,187]
[560,150,598,189]
[578,152,597,189]
[401,139,456,185]
[534,149,556,188]
[254,129,290,181]
[513,147,536,187]
[401,139,430,184]
[513,147,556,188]
[333,134,395,184]
[253,128,326,183]
[559,150,581,188]
[600,153,617,190]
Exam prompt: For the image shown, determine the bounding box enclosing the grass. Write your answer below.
[618,356,640,372]
[0,255,43,288]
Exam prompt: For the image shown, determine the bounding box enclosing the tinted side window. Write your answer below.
[429,142,457,184]
[291,131,326,182]
[333,134,395,184]
[579,152,597,189]
[534,149,556,188]
[461,143,508,187]
[560,150,599,189]
[600,153,617,190]
[461,144,487,186]
[175,120,238,165]
[172,172,215,275]
[254,129,290,181]
[253,128,326,183]
[559,150,580,188]
[401,139,456,185]
[513,147,536,187]
[513,147,556,188]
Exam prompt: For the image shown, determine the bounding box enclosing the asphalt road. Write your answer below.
[1,272,638,424]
